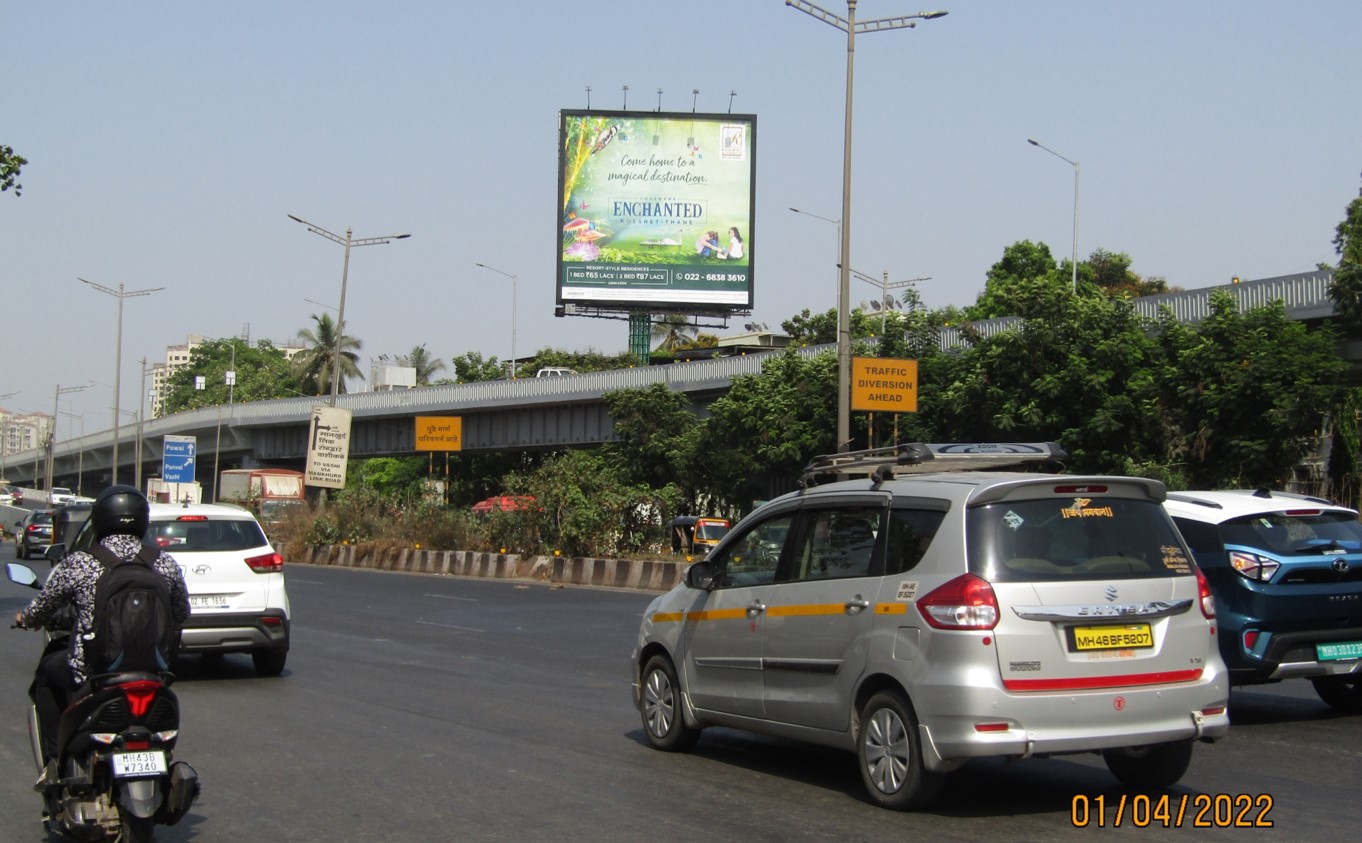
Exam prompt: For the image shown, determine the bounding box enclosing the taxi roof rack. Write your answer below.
[799,442,1068,489]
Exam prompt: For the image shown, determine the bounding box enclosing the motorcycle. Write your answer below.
[7,561,199,842]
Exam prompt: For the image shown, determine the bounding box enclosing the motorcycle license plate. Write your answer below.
[112,751,167,778]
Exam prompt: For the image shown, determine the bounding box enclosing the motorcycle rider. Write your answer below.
[14,484,191,764]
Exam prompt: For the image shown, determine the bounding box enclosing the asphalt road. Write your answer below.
[3,541,1360,841]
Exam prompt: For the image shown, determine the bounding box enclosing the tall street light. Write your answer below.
[59,410,85,496]
[788,0,947,451]
[47,383,92,491]
[474,263,518,378]
[212,344,236,502]
[80,278,164,484]
[288,214,411,406]
[848,267,931,335]
[1027,138,1080,293]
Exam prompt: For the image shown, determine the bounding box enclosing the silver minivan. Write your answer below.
[631,443,1230,809]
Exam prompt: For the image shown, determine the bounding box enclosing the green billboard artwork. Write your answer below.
[557,110,756,309]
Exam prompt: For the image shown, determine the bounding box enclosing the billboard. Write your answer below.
[557,109,756,310]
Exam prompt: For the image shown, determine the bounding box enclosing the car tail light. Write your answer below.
[1228,550,1279,582]
[1194,563,1216,619]
[1243,629,1260,651]
[245,551,284,573]
[917,573,999,630]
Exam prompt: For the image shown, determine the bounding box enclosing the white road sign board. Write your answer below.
[305,405,352,489]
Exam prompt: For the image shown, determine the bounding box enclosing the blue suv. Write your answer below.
[1165,489,1362,709]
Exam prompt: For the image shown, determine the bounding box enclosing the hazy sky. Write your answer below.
[4,1,1359,435]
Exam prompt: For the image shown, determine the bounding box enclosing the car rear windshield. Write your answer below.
[968,497,1192,582]
[146,517,268,552]
[1219,510,1362,556]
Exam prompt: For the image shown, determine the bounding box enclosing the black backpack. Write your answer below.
[86,544,179,674]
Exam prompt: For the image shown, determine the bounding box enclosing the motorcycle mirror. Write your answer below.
[5,562,40,589]
[45,543,66,563]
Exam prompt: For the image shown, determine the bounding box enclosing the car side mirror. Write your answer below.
[685,559,721,591]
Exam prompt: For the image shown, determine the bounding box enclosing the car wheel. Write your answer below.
[1311,676,1362,711]
[640,654,700,751]
[252,649,287,677]
[1102,740,1194,788]
[857,691,944,810]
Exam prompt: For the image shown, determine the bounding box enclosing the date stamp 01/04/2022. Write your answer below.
[1071,793,1274,829]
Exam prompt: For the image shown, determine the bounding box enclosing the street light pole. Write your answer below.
[288,214,411,406]
[788,0,947,451]
[213,343,236,502]
[475,263,518,378]
[47,383,92,491]
[59,411,85,496]
[1027,138,1080,293]
[79,278,164,484]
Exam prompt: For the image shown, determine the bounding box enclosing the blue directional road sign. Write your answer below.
[162,435,197,483]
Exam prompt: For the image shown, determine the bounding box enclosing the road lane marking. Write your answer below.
[424,593,477,602]
[416,619,486,633]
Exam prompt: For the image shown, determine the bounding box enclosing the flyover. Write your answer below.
[2,269,1344,494]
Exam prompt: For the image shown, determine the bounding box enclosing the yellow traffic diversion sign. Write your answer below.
[852,357,918,413]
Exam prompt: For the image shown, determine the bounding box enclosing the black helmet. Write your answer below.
[91,484,150,540]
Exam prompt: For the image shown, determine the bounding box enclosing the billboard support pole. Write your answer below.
[629,312,651,364]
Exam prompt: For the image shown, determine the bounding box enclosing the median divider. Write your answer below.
[295,544,687,592]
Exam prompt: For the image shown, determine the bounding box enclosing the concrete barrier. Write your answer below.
[294,543,689,592]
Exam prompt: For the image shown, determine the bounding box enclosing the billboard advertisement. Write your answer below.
[558,109,756,310]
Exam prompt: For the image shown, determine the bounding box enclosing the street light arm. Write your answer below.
[1027,138,1077,168]
[789,206,841,226]
[786,0,849,32]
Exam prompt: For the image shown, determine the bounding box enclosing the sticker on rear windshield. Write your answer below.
[895,581,919,601]
[1161,545,1191,573]
[1002,511,1025,531]
[1061,497,1114,519]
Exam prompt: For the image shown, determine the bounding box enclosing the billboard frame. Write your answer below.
[557,109,757,314]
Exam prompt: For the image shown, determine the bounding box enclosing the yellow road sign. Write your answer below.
[415,416,462,452]
[852,357,917,413]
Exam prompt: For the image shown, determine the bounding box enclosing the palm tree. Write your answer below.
[399,344,447,385]
[293,313,364,396]
[651,313,698,354]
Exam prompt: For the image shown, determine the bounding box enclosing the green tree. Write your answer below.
[651,314,699,353]
[1151,291,1346,488]
[451,351,505,383]
[400,344,446,385]
[966,241,1065,320]
[930,292,1165,473]
[1,144,26,196]
[506,449,670,557]
[160,338,303,414]
[603,383,701,498]
[1086,249,1169,298]
[348,456,428,503]
[1328,174,1362,325]
[698,349,838,511]
[292,313,363,396]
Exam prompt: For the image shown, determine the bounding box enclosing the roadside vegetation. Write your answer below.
[200,175,1362,558]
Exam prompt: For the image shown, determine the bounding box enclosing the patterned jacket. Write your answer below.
[19,533,191,684]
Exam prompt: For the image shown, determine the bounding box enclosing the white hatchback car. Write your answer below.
[64,501,291,676]
[633,444,1230,809]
